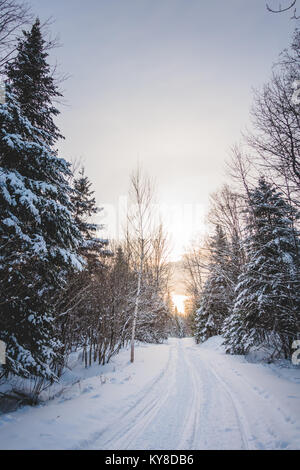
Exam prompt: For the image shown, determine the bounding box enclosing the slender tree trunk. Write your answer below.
[84,343,88,369]
[131,269,142,363]
[89,340,92,367]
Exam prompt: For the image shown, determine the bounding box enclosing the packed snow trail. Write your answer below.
[0,338,299,450]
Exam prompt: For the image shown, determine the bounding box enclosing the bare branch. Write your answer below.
[0,0,33,71]
[266,0,296,13]
[266,0,300,18]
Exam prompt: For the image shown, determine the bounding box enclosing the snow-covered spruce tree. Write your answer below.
[135,284,171,344]
[71,167,109,265]
[171,310,187,338]
[55,169,111,371]
[0,86,84,380]
[6,18,63,146]
[223,178,300,358]
[194,225,232,344]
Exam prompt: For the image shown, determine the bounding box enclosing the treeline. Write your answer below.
[0,8,173,400]
[184,30,300,360]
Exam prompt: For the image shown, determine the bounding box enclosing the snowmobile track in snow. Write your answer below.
[2,338,298,450]
[70,342,177,450]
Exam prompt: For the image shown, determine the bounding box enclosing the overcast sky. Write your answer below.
[29,0,297,259]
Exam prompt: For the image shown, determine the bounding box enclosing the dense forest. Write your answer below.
[0,0,299,411]
[184,27,300,360]
[0,3,186,405]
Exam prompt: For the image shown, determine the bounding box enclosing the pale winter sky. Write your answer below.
[29,0,296,260]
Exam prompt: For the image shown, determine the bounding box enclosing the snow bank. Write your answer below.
[198,335,225,352]
[0,341,171,450]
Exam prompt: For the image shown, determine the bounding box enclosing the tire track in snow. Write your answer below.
[176,341,203,450]
[178,343,250,450]
[201,360,250,449]
[70,341,177,450]
[200,351,299,449]
[99,342,178,450]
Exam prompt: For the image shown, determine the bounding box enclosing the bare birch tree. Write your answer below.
[126,168,155,363]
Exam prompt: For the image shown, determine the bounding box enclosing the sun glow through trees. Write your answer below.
[171,294,188,315]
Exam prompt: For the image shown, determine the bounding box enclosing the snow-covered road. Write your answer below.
[0,337,299,450]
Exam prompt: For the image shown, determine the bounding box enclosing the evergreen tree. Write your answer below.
[195,226,231,343]
[135,286,171,344]
[173,311,187,338]
[71,167,109,266]
[223,178,300,358]
[0,86,83,379]
[6,18,63,145]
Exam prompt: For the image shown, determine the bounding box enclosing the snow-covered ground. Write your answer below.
[0,337,299,450]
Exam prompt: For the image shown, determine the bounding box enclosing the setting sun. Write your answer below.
[172,294,188,315]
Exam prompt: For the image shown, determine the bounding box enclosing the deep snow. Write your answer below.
[0,337,299,450]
